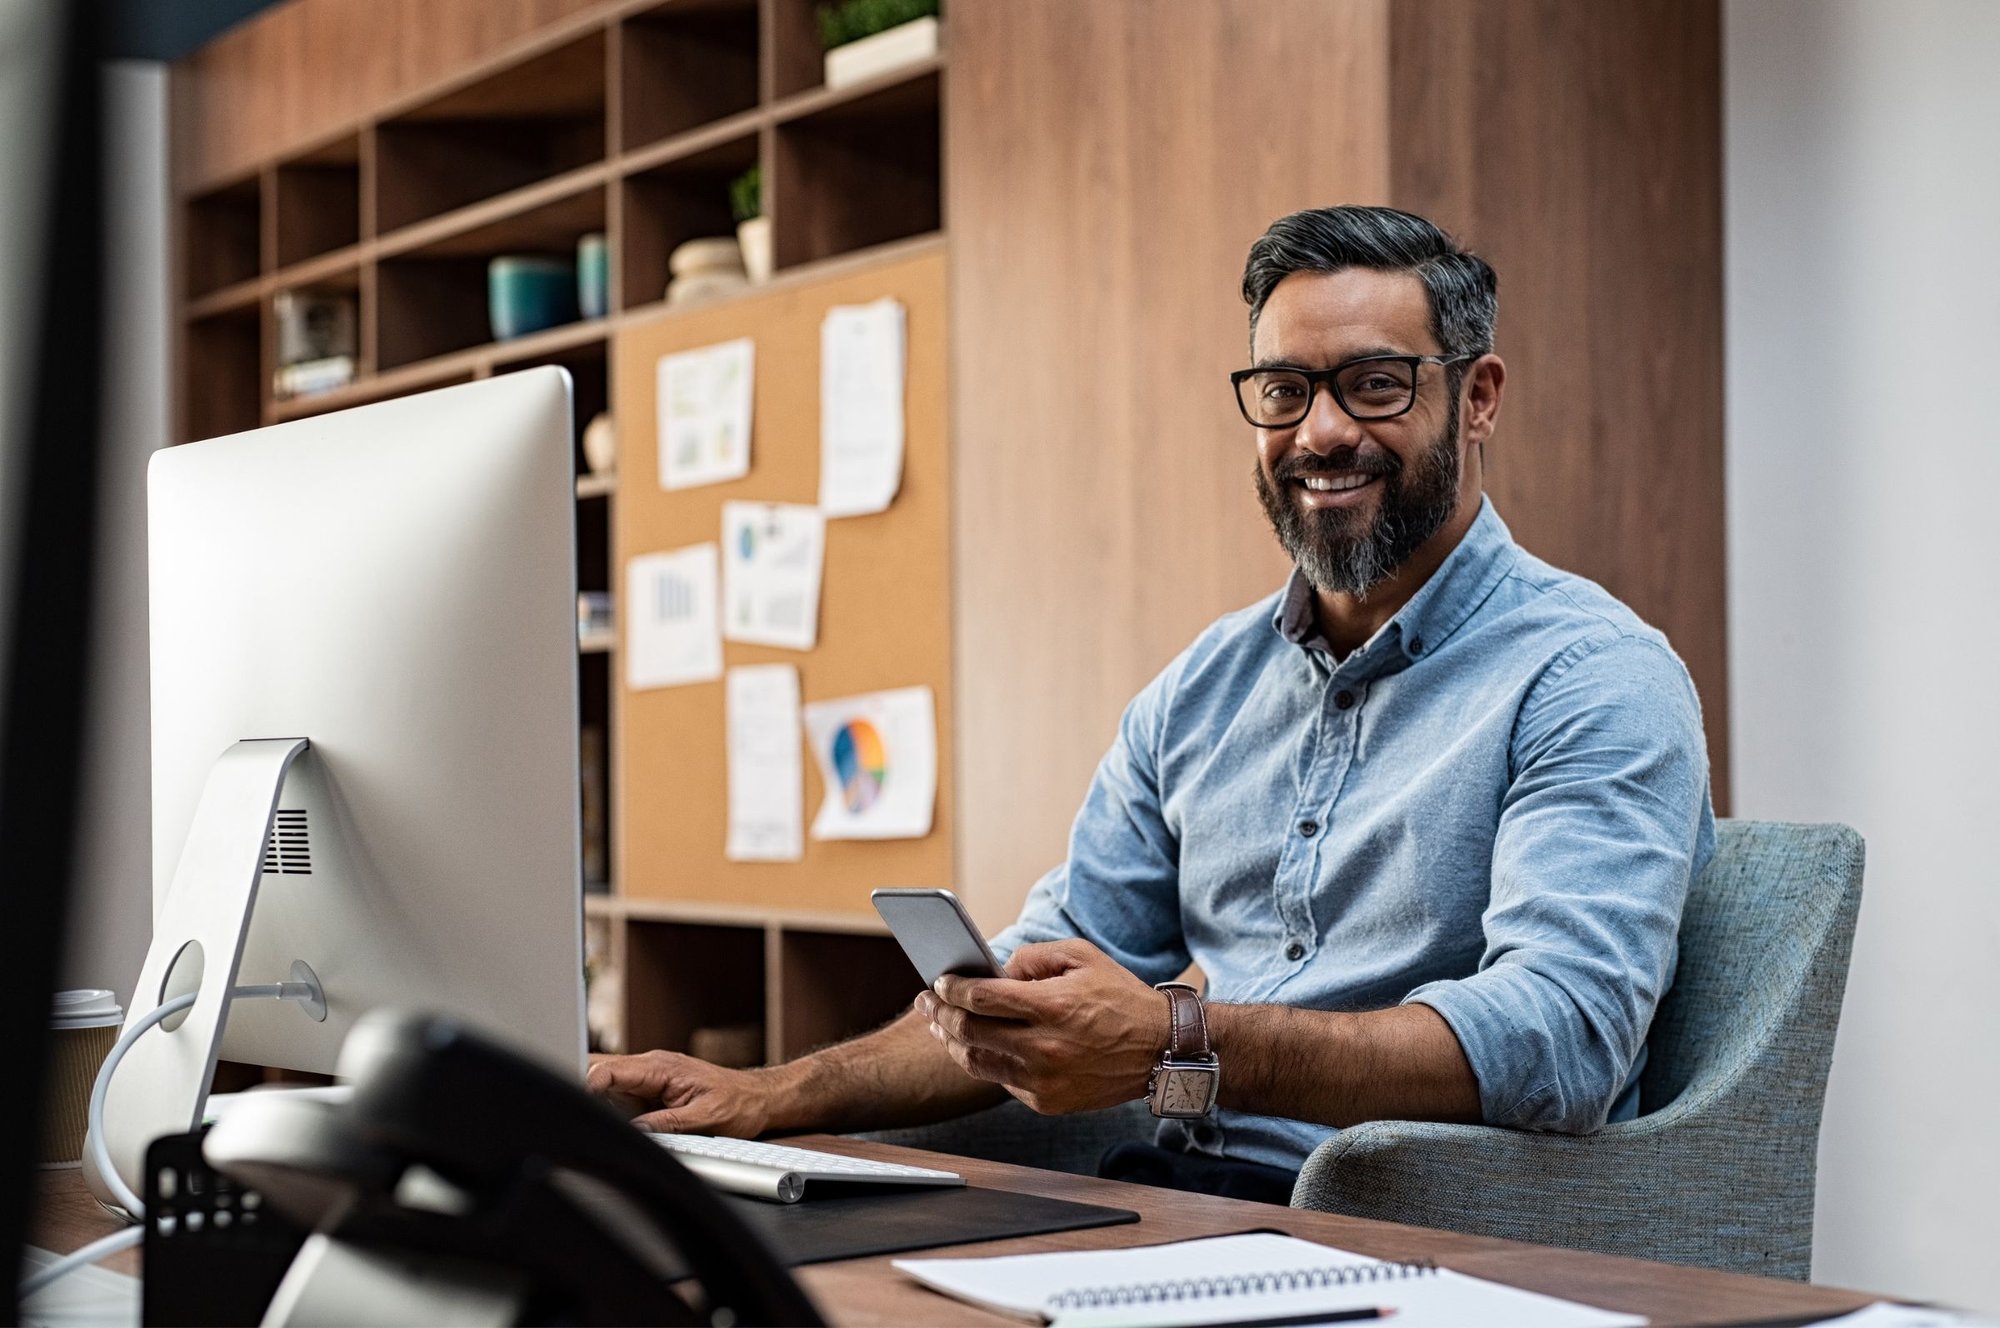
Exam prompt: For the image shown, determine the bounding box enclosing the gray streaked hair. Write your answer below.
[1242,205,1498,365]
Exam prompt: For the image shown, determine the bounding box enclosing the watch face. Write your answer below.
[1162,1068,1213,1116]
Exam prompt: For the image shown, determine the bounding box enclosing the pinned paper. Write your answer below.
[819,299,907,517]
[802,686,937,841]
[659,338,754,489]
[626,544,722,689]
[726,665,804,862]
[721,501,825,651]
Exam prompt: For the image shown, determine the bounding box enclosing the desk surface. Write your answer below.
[34,1135,1881,1326]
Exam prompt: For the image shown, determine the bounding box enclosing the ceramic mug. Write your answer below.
[488,255,578,341]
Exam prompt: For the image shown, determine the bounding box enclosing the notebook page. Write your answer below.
[893,1231,1647,1328]
[1050,1268,1645,1328]
[893,1233,1396,1322]
[1344,1268,1645,1328]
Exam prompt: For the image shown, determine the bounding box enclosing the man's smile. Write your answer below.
[1291,469,1382,508]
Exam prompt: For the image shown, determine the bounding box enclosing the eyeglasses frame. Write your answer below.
[1229,353,1475,428]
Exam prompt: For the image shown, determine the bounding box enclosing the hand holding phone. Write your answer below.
[871,888,1002,986]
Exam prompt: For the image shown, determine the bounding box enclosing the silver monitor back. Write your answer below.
[146,368,585,1080]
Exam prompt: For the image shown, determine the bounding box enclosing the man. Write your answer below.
[590,205,1715,1203]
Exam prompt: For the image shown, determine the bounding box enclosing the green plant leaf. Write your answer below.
[816,0,938,51]
[728,163,761,223]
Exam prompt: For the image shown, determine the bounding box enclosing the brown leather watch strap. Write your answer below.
[1157,982,1209,1057]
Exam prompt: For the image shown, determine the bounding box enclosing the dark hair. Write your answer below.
[1242,206,1497,361]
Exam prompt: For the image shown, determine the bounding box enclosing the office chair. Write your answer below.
[1291,819,1866,1279]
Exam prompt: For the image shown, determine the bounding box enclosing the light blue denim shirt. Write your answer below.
[990,497,1716,1172]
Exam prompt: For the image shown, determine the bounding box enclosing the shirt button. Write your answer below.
[1334,690,1355,710]
[1409,635,1425,655]
[1298,819,1319,838]
[1284,941,1306,962]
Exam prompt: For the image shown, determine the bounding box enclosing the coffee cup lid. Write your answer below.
[51,988,123,1030]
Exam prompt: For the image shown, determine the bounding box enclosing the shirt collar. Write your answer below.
[1271,495,1518,667]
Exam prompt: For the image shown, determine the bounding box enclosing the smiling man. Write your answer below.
[590,205,1716,1204]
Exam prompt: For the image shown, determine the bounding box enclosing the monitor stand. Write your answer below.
[84,737,327,1211]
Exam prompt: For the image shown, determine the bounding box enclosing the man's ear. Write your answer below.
[1462,354,1505,449]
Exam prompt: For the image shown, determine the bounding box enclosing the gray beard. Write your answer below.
[1254,401,1463,599]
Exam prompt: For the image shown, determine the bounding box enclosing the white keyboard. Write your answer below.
[648,1133,964,1204]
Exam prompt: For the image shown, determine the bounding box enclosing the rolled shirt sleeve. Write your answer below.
[1405,634,1715,1133]
[989,655,1194,986]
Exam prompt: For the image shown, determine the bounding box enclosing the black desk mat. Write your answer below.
[723,1183,1140,1266]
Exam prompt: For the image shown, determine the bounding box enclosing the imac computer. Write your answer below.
[84,367,587,1210]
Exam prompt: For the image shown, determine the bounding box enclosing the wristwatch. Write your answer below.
[1146,981,1221,1118]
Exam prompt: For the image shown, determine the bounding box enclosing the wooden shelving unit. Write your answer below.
[174,10,947,447]
[172,0,938,1058]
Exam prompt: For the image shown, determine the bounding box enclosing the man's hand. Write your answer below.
[585,1050,779,1136]
[916,939,1170,1115]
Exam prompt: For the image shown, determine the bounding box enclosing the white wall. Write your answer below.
[62,60,168,1003]
[1726,1,2000,1312]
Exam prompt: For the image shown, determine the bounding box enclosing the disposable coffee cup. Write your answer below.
[40,989,123,1168]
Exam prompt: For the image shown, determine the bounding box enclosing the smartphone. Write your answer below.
[871,888,1003,986]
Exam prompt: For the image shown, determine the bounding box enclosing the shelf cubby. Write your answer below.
[373,258,492,372]
[624,921,767,1061]
[184,306,263,441]
[373,31,607,235]
[185,174,262,299]
[273,133,362,268]
[618,131,759,310]
[375,185,607,371]
[619,0,760,152]
[771,65,942,270]
[777,930,922,1061]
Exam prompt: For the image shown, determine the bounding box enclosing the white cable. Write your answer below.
[63,979,321,1243]
[17,1225,145,1300]
[86,989,202,1218]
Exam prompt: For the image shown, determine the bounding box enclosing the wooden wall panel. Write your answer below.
[173,0,608,191]
[1389,0,1730,810]
[613,245,953,918]
[946,0,1394,932]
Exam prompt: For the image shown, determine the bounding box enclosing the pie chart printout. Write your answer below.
[801,687,935,840]
[832,719,888,814]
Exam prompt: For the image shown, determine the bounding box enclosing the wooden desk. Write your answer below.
[34,1136,1881,1326]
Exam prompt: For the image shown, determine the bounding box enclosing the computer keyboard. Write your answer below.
[648,1132,964,1203]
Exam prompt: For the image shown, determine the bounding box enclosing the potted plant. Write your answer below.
[731,164,771,283]
[819,0,939,90]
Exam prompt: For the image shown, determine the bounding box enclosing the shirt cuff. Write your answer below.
[1403,968,1575,1131]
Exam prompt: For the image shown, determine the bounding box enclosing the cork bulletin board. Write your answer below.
[612,243,952,917]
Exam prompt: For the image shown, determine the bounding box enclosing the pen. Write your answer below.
[1087,1310,1391,1328]
[1200,1310,1392,1327]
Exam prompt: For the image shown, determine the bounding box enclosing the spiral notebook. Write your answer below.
[893,1231,1647,1327]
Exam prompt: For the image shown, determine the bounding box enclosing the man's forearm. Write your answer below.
[760,1008,1008,1134]
[1206,1000,1482,1128]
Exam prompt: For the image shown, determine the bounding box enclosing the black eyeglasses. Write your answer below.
[1230,354,1472,428]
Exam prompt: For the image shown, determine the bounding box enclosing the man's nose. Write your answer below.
[1293,383,1365,456]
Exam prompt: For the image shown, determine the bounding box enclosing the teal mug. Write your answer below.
[488,256,578,341]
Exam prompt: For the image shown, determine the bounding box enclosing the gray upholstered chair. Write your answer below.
[1291,819,1865,1279]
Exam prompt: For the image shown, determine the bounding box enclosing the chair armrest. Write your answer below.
[1293,1111,1812,1277]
